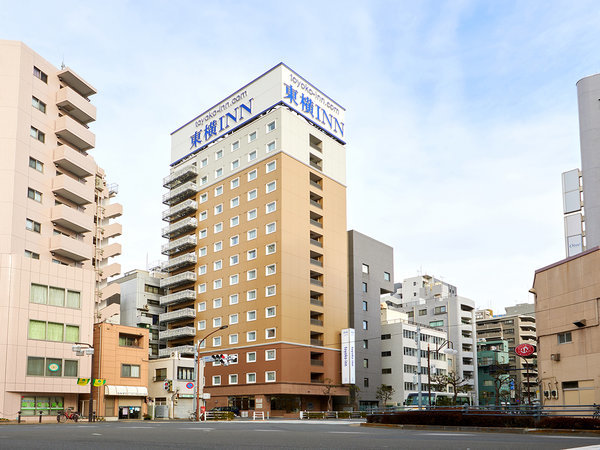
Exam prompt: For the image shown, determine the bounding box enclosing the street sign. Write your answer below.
[186,382,194,389]
[515,343,535,357]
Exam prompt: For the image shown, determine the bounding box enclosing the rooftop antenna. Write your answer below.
[60,53,65,70]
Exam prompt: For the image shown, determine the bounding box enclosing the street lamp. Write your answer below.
[195,325,228,422]
[72,342,95,422]
[427,340,457,407]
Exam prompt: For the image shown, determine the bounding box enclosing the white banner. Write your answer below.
[341,328,355,384]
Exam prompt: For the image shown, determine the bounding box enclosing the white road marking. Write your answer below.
[419,433,474,436]
[254,429,283,432]
[176,427,214,431]
[91,433,102,436]
[536,436,600,440]
[563,445,600,449]
[328,431,366,434]
[118,426,154,429]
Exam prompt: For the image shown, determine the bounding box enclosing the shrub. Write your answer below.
[367,411,535,428]
[537,416,600,430]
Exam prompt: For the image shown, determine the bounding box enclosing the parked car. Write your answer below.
[210,406,240,417]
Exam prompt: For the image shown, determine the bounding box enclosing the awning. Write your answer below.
[105,385,148,397]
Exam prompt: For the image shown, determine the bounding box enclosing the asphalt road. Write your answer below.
[1,420,599,449]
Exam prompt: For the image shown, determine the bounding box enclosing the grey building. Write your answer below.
[347,230,394,409]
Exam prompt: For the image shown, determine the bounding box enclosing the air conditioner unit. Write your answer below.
[551,389,558,399]
[551,353,560,361]
[543,390,550,399]
[170,351,178,358]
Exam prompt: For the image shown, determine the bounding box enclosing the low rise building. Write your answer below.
[148,353,196,419]
[477,340,510,405]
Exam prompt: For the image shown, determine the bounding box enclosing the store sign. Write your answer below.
[515,343,536,357]
[341,328,356,384]
[48,363,60,372]
[171,63,346,165]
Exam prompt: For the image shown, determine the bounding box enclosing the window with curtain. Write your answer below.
[66,290,80,309]
[121,364,140,378]
[28,320,46,340]
[27,357,44,376]
[45,358,62,377]
[65,325,79,343]
[48,287,65,306]
[47,323,63,342]
[30,284,47,304]
[63,360,78,377]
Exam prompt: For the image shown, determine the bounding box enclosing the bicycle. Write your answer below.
[57,408,80,423]
[593,403,600,419]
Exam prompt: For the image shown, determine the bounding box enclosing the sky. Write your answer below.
[3,0,600,313]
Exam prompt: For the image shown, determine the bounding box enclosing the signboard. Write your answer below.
[171,63,346,165]
[186,382,194,389]
[341,328,356,384]
[515,343,535,357]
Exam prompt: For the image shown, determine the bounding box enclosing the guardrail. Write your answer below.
[299,411,367,419]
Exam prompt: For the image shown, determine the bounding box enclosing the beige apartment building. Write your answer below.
[160,64,349,415]
[0,40,121,420]
[532,247,600,406]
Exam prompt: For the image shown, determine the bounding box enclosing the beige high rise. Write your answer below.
[0,40,122,420]
[160,64,349,415]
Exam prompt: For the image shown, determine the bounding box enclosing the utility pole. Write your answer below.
[416,326,422,410]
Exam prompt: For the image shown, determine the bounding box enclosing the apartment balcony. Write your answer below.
[160,271,196,290]
[159,326,196,341]
[57,67,97,98]
[161,235,197,256]
[104,203,123,219]
[461,351,474,359]
[55,115,95,151]
[50,234,92,261]
[162,181,198,206]
[160,289,196,307]
[101,242,122,259]
[99,262,121,279]
[161,217,197,239]
[137,315,153,326]
[53,146,95,178]
[462,364,474,372]
[310,339,324,346]
[310,359,324,366]
[51,204,93,233]
[159,345,195,357]
[460,337,473,345]
[163,165,198,188]
[159,308,196,323]
[162,252,197,273]
[52,175,94,205]
[310,319,323,327]
[310,298,323,307]
[101,222,122,239]
[101,283,120,302]
[163,199,198,222]
[56,85,97,124]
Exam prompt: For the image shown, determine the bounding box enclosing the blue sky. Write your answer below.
[3,0,600,311]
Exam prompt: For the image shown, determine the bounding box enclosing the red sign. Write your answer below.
[515,343,535,357]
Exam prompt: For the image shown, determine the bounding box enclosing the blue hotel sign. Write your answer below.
[170,63,345,165]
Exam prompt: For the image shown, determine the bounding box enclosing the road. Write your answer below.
[0,420,599,449]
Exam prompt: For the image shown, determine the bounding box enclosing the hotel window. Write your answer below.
[199,246,207,257]
[121,364,140,378]
[266,264,276,276]
[212,375,221,386]
[229,294,239,305]
[27,188,43,203]
[361,282,367,292]
[213,316,222,327]
[266,161,276,173]
[199,229,207,239]
[231,159,240,170]
[362,264,369,274]
[266,141,276,153]
[248,150,257,161]
[213,336,221,347]
[266,328,276,339]
[201,157,208,167]
[429,320,444,327]
[247,289,257,301]
[199,210,207,221]
[33,66,48,83]
[247,352,256,362]
[247,310,256,321]
[26,218,41,233]
[230,254,239,266]
[215,149,223,160]
[213,298,222,309]
[25,250,40,259]
[558,332,572,344]
[214,185,223,196]
[362,301,368,311]
[200,193,208,203]
[267,121,276,132]
[419,309,427,316]
[362,320,368,330]
[248,131,257,142]
[230,197,240,208]
[215,168,223,178]
[198,320,206,330]
[266,306,276,318]
[32,96,47,113]
[229,313,239,324]
[213,279,222,289]
[247,269,257,280]
[266,201,276,214]
[198,284,206,293]
[266,243,276,255]
[247,373,257,383]
[265,349,276,360]
[229,374,238,385]
[363,359,369,368]
[363,340,368,349]
[214,204,223,215]
[434,306,446,314]
[266,285,276,297]
[230,216,239,227]
[230,274,239,285]
[247,331,256,342]
[247,209,257,220]
[232,141,240,151]
[199,340,206,349]
[30,126,45,143]
[198,302,206,312]
[248,169,257,181]
[200,176,208,185]
[214,241,223,252]
[247,249,257,260]
[29,157,44,172]
[265,371,276,382]
[229,334,238,345]
[384,272,391,281]
[265,222,276,234]
[231,177,240,189]
[214,222,223,233]
[230,235,239,246]
[248,189,257,201]
[247,229,257,240]
[266,181,276,193]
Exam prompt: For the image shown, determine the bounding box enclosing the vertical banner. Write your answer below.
[341,328,356,384]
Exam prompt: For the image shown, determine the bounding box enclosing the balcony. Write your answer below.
[310,258,323,267]
[159,345,195,357]
[310,238,322,248]
[57,67,97,97]
[52,175,94,205]
[310,319,323,327]
[310,339,324,346]
[101,283,120,302]
[99,262,121,279]
[160,271,196,290]
[159,308,196,323]
[51,204,93,233]
[56,86,96,124]
[101,222,122,239]
[310,359,324,366]
[160,289,196,307]
[55,115,95,151]
[50,234,92,261]
[137,315,153,326]
[163,165,198,188]
[104,203,123,219]
[162,252,197,273]
[101,242,122,259]
[161,235,197,256]
[161,217,197,239]
[159,326,196,341]
[310,298,323,307]
[53,146,95,178]
[163,199,198,222]
[162,181,198,206]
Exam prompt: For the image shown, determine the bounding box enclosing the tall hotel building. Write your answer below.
[0,41,122,419]
[160,64,349,414]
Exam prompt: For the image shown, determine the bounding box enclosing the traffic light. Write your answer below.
[211,354,229,366]
[168,379,173,392]
[164,380,169,391]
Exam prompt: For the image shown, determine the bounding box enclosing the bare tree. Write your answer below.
[348,384,360,410]
[375,384,395,406]
[322,378,337,411]
[429,371,470,405]
[489,364,512,406]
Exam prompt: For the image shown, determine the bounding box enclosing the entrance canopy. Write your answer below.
[105,385,148,396]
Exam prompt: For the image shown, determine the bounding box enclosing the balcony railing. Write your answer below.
[160,289,196,307]
[161,235,197,256]
[50,204,94,233]
[159,326,196,340]
[309,180,322,190]
[310,258,323,267]
[310,199,322,209]
[159,308,196,323]
[162,181,198,206]
[310,359,324,366]
[53,145,96,178]
[163,199,198,222]
[310,298,323,307]
[161,217,197,239]
[310,239,322,248]
[162,252,197,273]
[310,279,323,287]
[310,319,323,327]
[163,165,198,188]
[55,115,95,151]
[160,271,196,290]
[159,345,196,357]
[310,219,323,228]
[310,339,324,346]
[56,85,97,124]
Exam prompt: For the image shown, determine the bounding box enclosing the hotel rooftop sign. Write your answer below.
[170,63,346,165]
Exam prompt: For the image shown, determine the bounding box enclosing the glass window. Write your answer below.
[266,222,276,234]
[215,150,223,160]
[230,197,240,208]
[247,229,257,240]
[247,310,256,321]
[361,282,367,293]
[213,279,222,289]
[26,219,41,233]
[266,371,276,382]
[266,161,276,173]
[27,188,43,203]
[212,375,221,386]
[30,126,45,143]
[247,331,256,342]
[198,302,206,312]
[266,142,276,153]
[362,264,369,274]
[200,193,208,203]
[230,274,239,285]
[362,321,368,330]
[249,131,257,142]
[231,177,240,189]
[33,66,48,83]
[265,349,276,360]
[229,294,239,305]
[248,150,257,161]
[266,285,276,297]
[46,358,62,377]
[65,325,79,343]
[63,360,78,377]
[247,209,257,220]
[266,181,276,193]
[30,284,47,304]
[32,96,47,113]
[229,313,239,324]
[247,290,257,301]
[213,336,221,347]
[214,185,223,196]
[214,241,223,252]
[28,320,46,340]
[248,189,257,201]
[215,168,223,178]
[199,247,207,256]
[266,243,276,255]
[267,121,276,132]
[266,328,276,339]
[229,374,238,384]
[198,320,206,330]
[266,264,276,275]
[266,306,276,318]
[177,367,194,381]
[230,254,239,265]
[27,357,45,376]
[558,332,572,344]
[214,204,223,215]
[213,298,222,308]
[266,201,276,213]
[213,260,222,270]
[247,249,257,260]
[248,169,257,181]
[247,352,256,362]
[247,373,256,383]
[199,264,207,275]
[230,235,239,246]
[384,272,391,282]
[229,334,238,344]
[48,287,65,306]
[232,141,240,151]
[47,323,63,342]
[247,269,257,280]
